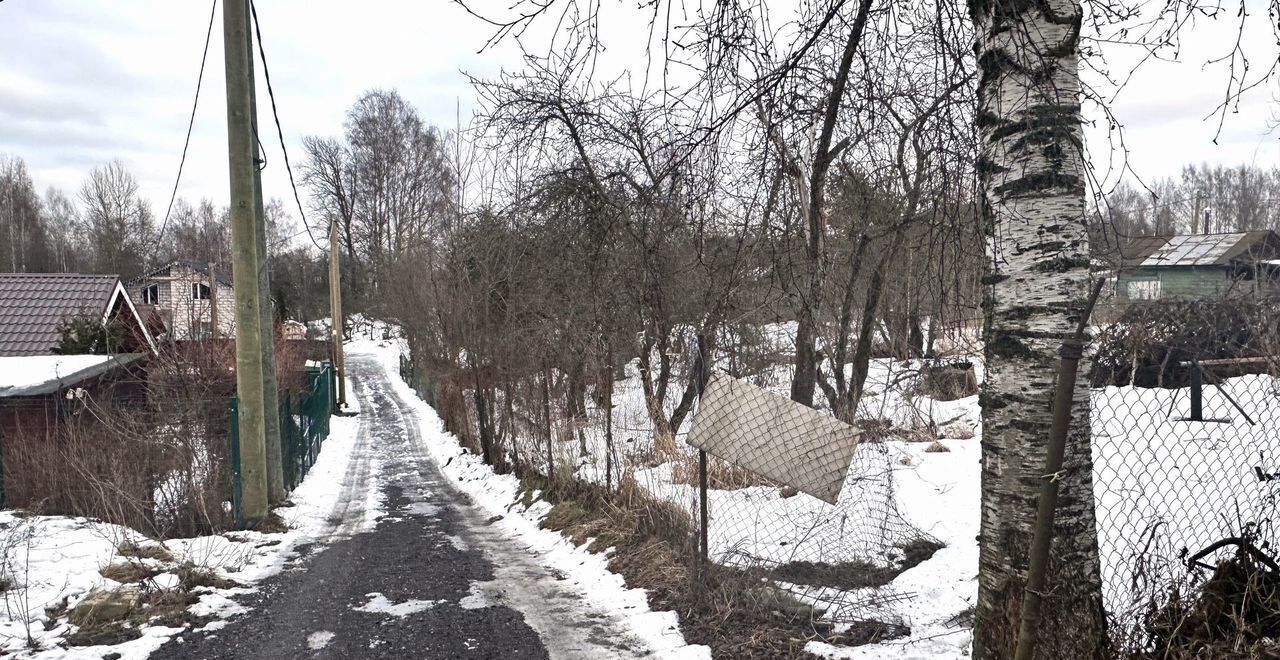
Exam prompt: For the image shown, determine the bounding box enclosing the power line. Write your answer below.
[269,225,319,250]
[248,0,325,251]
[154,0,218,254]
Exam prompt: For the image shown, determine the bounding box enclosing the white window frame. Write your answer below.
[1127,279,1161,301]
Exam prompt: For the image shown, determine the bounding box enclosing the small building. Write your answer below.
[128,260,235,341]
[1113,231,1280,303]
[0,353,148,453]
[0,273,156,508]
[282,319,307,340]
[0,273,158,356]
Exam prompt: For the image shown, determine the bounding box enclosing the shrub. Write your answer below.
[1091,299,1278,388]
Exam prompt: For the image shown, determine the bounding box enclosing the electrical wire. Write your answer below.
[248,0,325,251]
[154,0,218,256]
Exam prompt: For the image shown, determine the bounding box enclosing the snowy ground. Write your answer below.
[0,394,370,659]
[1,325,711,659]
[351,331,711,660]
[416,316,1280,659]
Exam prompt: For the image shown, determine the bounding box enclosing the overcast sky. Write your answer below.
[0,0,526,246]
[2,0,1279,239]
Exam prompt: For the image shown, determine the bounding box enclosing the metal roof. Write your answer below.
[128,260,233,288]
[0,353,145,398]
[0,274,120,356]
[1116,231,1279,268]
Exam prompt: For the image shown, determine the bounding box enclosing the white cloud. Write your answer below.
[2,0,1277,214]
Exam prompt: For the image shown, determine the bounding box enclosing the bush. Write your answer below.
[1091,300,1278,388]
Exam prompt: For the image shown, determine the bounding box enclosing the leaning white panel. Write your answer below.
[686,374,860,504]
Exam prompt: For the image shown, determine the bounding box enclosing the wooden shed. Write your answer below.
[1111,231,1280,303]
[0,354,148,507]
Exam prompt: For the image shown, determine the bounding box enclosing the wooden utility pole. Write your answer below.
[328,220,347,406]
[243,3,285,503]
[223,0,269,523]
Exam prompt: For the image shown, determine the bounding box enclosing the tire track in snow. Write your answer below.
[320,362,378,540]
[370,359,659,660]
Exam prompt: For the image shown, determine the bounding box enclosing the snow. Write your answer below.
[351,593,442,617]
[0,377,369,658]
[0,354,123,392]
[348,326,713,660]
[305,630,335,650]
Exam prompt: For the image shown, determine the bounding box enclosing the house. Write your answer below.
[0,273,158,356]
[1112,231,1280,303]
[128,260,235,340]
[282,319,307,340]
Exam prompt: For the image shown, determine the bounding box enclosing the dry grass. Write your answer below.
[174,562,240,591]
[858,417,934,444]
[669,455,777,491]
[99,562,161,584]
[517,472,840,659]
[1139,556,1280,659]
[117,541,174,563]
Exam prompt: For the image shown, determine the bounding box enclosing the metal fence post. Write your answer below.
[1014,279,1105,660]
[1190,361,1204,422]
[699,449,709,565]
[229,397,244,530]
[691,335,710,569]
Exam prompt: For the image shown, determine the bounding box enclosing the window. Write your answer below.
[192,282,211,300]
[142,284,159,305]
[1127,279,1161,301]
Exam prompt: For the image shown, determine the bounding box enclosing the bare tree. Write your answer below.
[0,156,46,273]
[969,0,1106,657]
[303,89,457,312]
[78,160,155,279]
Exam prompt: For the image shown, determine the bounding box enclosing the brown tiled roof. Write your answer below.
[0,273,120,356]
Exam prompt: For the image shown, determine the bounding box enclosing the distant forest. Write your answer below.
[0,155,330,323]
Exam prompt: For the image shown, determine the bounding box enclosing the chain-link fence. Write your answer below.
[682,372,936,635]
[1091,296,1280,657]
[401,324,963,650]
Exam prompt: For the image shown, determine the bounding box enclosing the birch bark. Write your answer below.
[969,0,1106,657]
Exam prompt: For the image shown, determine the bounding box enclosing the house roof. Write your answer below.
[0,353,145,398]
[1114,231,1280,268]
[129,260,233,288]
[0,274,121,356]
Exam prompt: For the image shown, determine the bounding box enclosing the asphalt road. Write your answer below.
[154,353,651,660]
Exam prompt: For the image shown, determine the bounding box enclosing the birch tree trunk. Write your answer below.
[969,0,1107,657]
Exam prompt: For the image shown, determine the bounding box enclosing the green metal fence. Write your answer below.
[398,352,439,409]
[230,361,337,527]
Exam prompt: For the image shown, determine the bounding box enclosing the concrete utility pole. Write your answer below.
[329,219,347,407]
[244,3,286,503]
[223,0,270,523]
